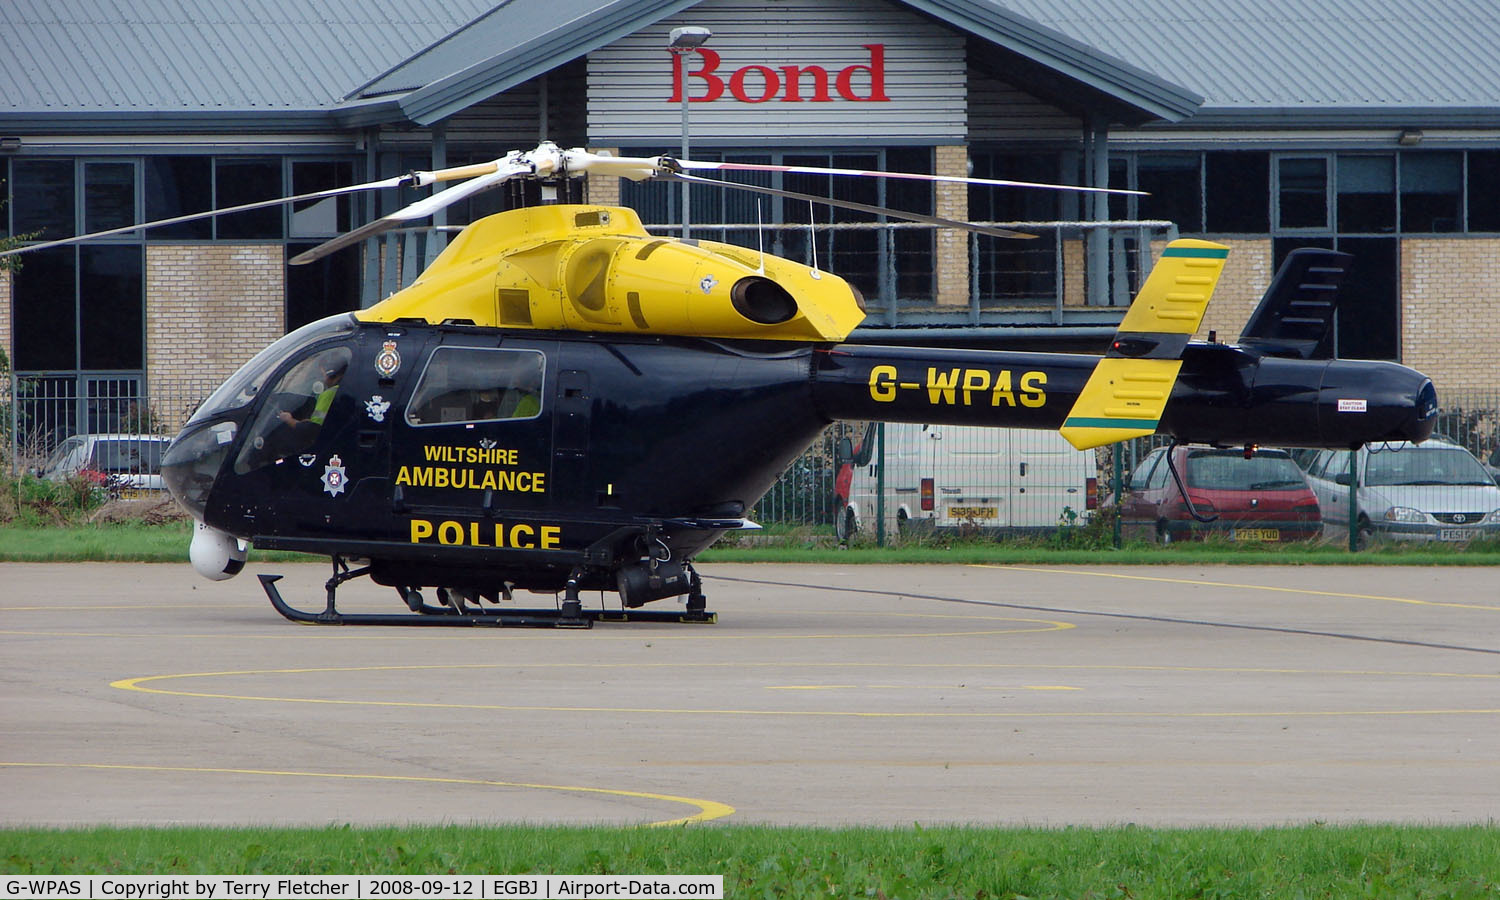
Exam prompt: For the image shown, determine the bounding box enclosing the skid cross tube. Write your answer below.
[256,558,716,627]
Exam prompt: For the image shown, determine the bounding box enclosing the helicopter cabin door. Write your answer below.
[395,339,554,524]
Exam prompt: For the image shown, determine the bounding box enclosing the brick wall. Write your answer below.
[146,245,284,427]
[1400,237,1500,396]
[1193,238,1273,342]
[0,269,11,368]
[933,145,968,307]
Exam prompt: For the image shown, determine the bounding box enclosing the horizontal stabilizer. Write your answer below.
[1060,239,1229,450]
[1237,248,1351,359]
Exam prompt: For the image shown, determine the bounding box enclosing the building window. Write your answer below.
[1275,156,1329,230]
[79,245,144,370]
[83,161,136,234]
[1137,154,1202,233]
[11,159,75,241]
[1400,152,1462,233]
[214,158,283,239]
[285,242,361,331]
[619,147,934,305]
[1335,156,1395,234]
[1468,150,1500,232]
[11,246,77,371]
[969,152,1064,303]
[289,160,356,238]
[11,245,144,372]
[1204,152,1269,233]
[144,157,213,239]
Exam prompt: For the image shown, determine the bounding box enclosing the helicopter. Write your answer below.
[3,142,1438,626]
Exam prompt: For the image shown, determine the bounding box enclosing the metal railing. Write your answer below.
[4,375,221,477]
[360,220,1179,324]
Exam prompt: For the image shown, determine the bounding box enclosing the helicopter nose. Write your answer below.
[161,420,237,520]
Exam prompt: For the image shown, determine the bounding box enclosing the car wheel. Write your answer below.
[1155,520,1173,545]
[1355,517,1375,551]
[837,507,857,543]
[896,509,910,537]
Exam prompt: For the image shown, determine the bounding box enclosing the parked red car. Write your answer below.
[1119,446,1322,543]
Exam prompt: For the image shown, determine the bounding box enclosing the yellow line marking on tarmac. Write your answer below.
[972,564,1500,611]
[767,683,1083,692]
[110,667,1500,719]
[0,762,732,827]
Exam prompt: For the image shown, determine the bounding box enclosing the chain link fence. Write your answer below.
[752,392,1500,551]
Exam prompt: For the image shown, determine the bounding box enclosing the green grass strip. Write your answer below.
[2,824,1498,898]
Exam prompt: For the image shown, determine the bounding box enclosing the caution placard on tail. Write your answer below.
[1060,240,1229,450]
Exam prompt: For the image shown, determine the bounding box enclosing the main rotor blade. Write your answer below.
[674,158,1146,196]
[0,175,418,259]
[289,160,533,265]
[664,172,1038,240]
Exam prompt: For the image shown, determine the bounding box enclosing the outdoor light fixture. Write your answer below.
[668,26,712,239]
[1397,128,1424,146]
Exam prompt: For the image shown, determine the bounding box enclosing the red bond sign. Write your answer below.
[668,44,889,103]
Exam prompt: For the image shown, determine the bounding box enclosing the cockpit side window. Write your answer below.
[233,344,354,473]
[405,348,546,427]
[190,314,357,426]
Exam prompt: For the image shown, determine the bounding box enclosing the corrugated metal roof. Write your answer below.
[356,0,705,125]
[3,0,1496,129]
[996,0,1500,121]
[0,0,496,113]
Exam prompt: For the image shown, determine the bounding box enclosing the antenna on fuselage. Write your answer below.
[808,199,821,279]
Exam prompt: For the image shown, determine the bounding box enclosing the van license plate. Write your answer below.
[948,506,998,519]
[1440,528,1478,541]
[117,489,152,500]
[1230,528,1279,541]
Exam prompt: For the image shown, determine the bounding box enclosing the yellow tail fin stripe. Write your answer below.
[1060,358,1184,450]
[1114,240,1229,336]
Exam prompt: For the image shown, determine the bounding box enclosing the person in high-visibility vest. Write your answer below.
[279,362,346,429]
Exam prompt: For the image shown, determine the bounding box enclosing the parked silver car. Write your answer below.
[1302,438,1500,545]
[40,433,171,496]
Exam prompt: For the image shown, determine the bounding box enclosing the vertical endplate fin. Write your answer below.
[1060,239,1229,450]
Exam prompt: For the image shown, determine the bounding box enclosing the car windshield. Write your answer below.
[1364,447,1494,486]
[1186,451,1306,490]
[89,439,165,474]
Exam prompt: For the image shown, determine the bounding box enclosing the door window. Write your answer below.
[405,348,546,427]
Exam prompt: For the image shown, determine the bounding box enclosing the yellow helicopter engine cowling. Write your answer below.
[357,205,866,342]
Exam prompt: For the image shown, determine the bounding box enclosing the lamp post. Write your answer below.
[667,26,711,240]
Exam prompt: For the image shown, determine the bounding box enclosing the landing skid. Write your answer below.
[256,557,715,627]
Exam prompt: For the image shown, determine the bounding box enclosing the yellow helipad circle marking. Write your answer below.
[0,762,732,827]
[974,564,1500,611]
[110,663,1500,719]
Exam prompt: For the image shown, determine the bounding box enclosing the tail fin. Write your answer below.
[1059,239,1229,450]
[1237,247,1351,360]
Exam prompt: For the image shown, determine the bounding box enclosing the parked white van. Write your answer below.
[834,423,1097,540]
